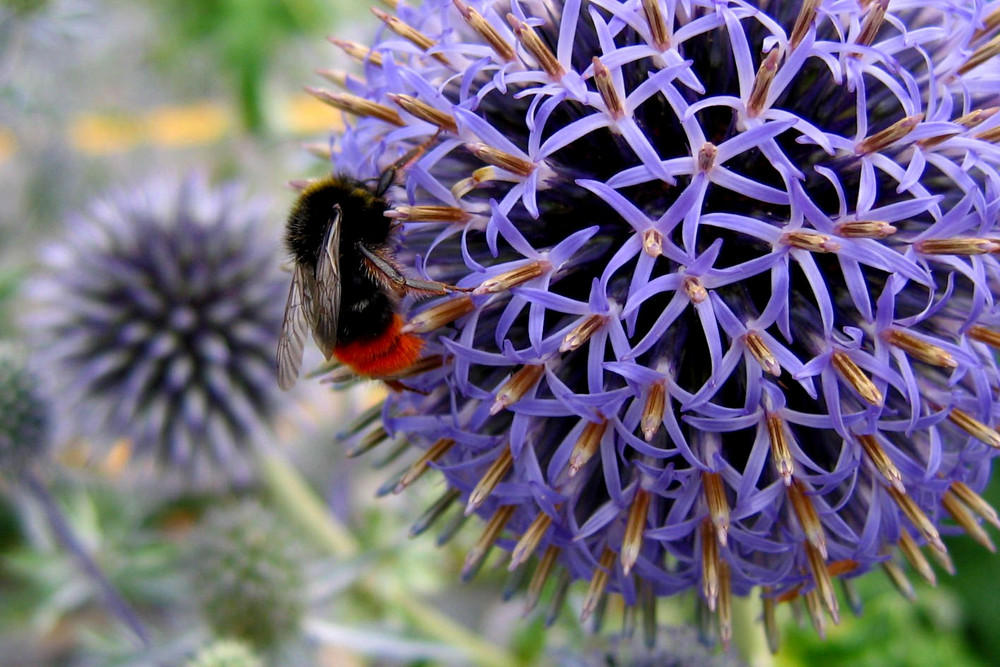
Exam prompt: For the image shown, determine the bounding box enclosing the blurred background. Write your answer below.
[1,1,999,665]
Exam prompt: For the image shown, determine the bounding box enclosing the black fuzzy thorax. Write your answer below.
[285,176,397,345]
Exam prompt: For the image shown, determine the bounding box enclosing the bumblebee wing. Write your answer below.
[311,204,342,359]
[276,263,313,390]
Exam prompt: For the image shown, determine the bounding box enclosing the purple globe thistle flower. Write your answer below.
[311,0,1000,647]
[30,174,286,474]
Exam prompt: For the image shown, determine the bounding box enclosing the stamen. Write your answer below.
[746,331,782,376]
[787,480,828,559]
[641,383,666,441]
[831,351,883,407]
[524,545,560,614]
[855,0,889,49]
[762,589,781,654]
[943,490,996,552]
[698,142,717,171]
[545,570,572,627]
[703,471,730,547]
[506,13,565,79]
[451,166,502,199]
[701,520,720,611]
[409,487,462,537]
[642,228,664,257]
[916,237,1000,255]
[789,0,822,51]
[641,0,670,50]
[453,0,516,63]
[959,32,1000,74]
[950,481,1000,530]
[969,325,1000,349]
[371,8,450,65]
[782,230,841,253]
[306,88,404,126]
[510,510,554,569]
[888,486,947,554]
[946,407,1000,449]
[384,354,444,380]
[833,220,897,239]
[682,276,708,303]
[467,142,536,176]
[302,142,333,160]
[490,364,546,415]
[466,444,514,514]
[328,38,384,67]
[462,505,515,580]
[855,114,924,155]
[973,5,1000,41]
[592,57,623,119]
[315,68,351,89]
[747,49,780,117]
[560,314,607,352]
[975,125,1000,143]
[805,542,840,624]
[568,418,609,478]
[883,329,957,368]
[803,589,827,639]
[919,107,1000,148]
[394,437,455,492]
[474,260,550,295]
[621,488,651,575]
[767,413,795,484]
[581,548,616,622]
[387,94,458,132]
[881,559,917,601]
[857,434,906,493]
[346,425,389,458]
[385,205,471,224]
[718,559,733,649]
[403,296,475,334]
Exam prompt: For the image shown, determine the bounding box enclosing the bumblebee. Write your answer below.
[276,146,459,389]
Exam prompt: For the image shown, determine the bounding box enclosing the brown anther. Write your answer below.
[782,230,841,253]
[746,331,782,376]
[747,49,781,117]
[883,329,957,368]
[766,413,795,484]
[789,0,822,51]
[453,0,517,62]
[524,544,560,614]
[506,13,565,79]
[581,548,616,622]
[371,8,451,66]
[833,220,897,238]
[641,383,666,441]
[857,434,905,493]
[328,38,385,67]
[916,237,1000,255]
[473,260,549,295]
[451,166,501,199]
[830,351,883,406]
[943,490,996,552]
[510,510,554,569]
[467,142,536,176]
[567,418,609,478]
[560,314,607,353]
[920,107,1000,148]
[703,471,730,548]
[897,530,937,585]
[303,142,333,160]
[384,353,444,380]
[959,33,1000,75]
[641,0,670,50]
[700,520,720,611]
[462,505,515,578]
[490,364,546,416]
[856,113,924,155]
[409,487,461,538]
[385,205,471,224]
[621,488,651,575]
[683,276,708,303]
[950,481,1000,530]
[805,541,840,624]
[718,559,733,649]
[855,0,889,49]
[387,94,458,132]
[698,142,717,171]
[762,590,781,654]
[316,68,351,88]
[888,486,948,554]
[803,589,828,638]
[969,325,1000,349]
[346,425,390,458]
[466,445,513,514]
[403,296,475,334]
[946,407,1000,449]
[394,437,456,492]
[881,559,917,601]
[592,57,624,119]
[306,88,404,126]
[973,5,1000,41]
[787,480,828,558]
[642,228,664,257]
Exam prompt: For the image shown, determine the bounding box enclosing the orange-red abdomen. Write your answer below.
[332,314,423,377]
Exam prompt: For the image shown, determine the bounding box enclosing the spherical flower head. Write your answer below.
[317,0,1000,645]
[188,500,307,652]
[30,173,286,473]
[0,343,49,478]
[186,639,263,667]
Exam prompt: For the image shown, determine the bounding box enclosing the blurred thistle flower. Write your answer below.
[30,174,286,474]
[0,343,50,478]
[313,0,1000,648]
[186,639,263,667]
[188,500,307,652]
[553,626,744,667]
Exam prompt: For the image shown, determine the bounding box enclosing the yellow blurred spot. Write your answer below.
[284,93,346,135]
[69,114,145,154]
[0,127,16,163]
[102,439,133,477]
[143,102,231,148]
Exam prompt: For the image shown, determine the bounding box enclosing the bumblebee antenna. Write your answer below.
[376,129,444,196]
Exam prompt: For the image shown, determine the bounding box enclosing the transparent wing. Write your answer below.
[311,204,342,359]
[275,263,313,390]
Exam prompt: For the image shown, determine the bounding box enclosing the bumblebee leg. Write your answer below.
[357,242,468,295]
